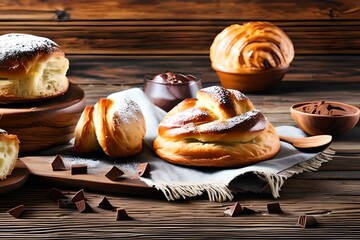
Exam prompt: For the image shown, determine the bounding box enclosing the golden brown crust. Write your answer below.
[0,33,69,102]
[153,86,280,167]
[73,106,101,154]
[210,22,294,73]
[93,98,146,157]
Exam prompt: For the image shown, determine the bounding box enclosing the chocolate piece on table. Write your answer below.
[58,199,76,209]
[267,202,283,214]
[71,164,87,175]
[75,200,92,213]
[98,196,114,210]
[71,189,86,203]
[116,208,129,220]
[7,205,25,218]
[51,154,66,171]
[105,166,124,181]
[47,187,67,202]
[224,202,243,217]
[297,215,317,228]
[137,162,149,177]
[224,202,258,217]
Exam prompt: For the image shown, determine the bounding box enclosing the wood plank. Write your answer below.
[0,21,359,55]
[0,0,359,21]
[65,55,360,86]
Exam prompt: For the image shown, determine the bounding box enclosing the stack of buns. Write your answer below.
[153,86,280,167]
[0,130,20,180]
[0,33,69,102]
[74,97,146,157]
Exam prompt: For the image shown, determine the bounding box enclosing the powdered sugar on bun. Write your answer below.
[154,86,280,167]
[0,33,69,102]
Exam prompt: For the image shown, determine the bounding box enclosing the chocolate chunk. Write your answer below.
[47,187,67,202]
[71,189,86,203]
[297,215,317,228]
[7,205,25,218]
[75,200,92,213]
[224,202,258,217]
[224,202,243,217]
[267,202,283,214]
[71,164,87,175]
[105,166,124,181]
[58,199,76,209]
[116,208,129,220]
[137,162,150,177]
[98,196,114,210]
[241,207,258,214]
[51,155,66,171]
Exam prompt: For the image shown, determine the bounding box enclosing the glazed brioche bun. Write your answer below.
[210,22,294,73]
[153,86,280,167]
[0,33,69,102]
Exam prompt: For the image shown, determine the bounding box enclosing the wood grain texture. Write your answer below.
[65,55,360,86]
[0,0,359,21]
[0,21,359,55]
[0,1,359,55]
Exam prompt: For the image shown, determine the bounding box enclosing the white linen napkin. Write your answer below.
[102,88,331,201]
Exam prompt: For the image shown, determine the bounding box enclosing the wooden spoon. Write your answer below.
[278,134,332,149]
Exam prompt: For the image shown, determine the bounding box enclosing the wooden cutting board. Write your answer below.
[0,83,86,153]
[22,156,161,197]
[0,159,29,195]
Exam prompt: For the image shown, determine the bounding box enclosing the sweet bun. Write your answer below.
[210,22,294,73]
[0,33,69,102]
[74,97,146,157]
[153,86,280,167]
[0,129,20,180]
[73,106,100,154]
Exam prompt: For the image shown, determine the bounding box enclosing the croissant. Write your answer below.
[153,86,280,167]
[210,22,294,73]
[74,97,146,157]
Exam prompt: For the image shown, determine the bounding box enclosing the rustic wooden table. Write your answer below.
[0,56,359,239]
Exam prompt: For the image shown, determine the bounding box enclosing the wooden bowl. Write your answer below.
[212,64,287,93]
[290,101,360,137]
[0,83,86,153]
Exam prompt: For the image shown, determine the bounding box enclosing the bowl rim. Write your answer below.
[290,100,360,118]
[143,72,202,86]
[211,63,288,74]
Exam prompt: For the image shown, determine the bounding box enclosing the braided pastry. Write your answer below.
[153,86,280,167]
[210,22,294,73]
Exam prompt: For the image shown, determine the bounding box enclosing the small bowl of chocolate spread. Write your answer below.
[144,72,202,112]
[290,100,360,137]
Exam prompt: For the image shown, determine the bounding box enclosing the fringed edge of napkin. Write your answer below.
[256,152,332,198]
[146,152,333,202]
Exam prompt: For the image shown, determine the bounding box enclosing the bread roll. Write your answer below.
[153,86,280,167]
[74,97,146,157]
[73,106,101,154]
[0,33,69,102]
[0,129,20,180]
[210,22,294,73]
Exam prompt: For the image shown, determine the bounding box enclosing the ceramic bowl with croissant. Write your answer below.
[210,22,295,93]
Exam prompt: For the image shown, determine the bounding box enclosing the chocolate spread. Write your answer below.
[144,72,201,112]
[296,101,346,116]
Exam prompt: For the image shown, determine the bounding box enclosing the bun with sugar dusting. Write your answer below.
[0,33,69,102]
[153,86,280,167]
[74,97,146,157]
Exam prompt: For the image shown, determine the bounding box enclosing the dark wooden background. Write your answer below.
[0,0,359,88]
